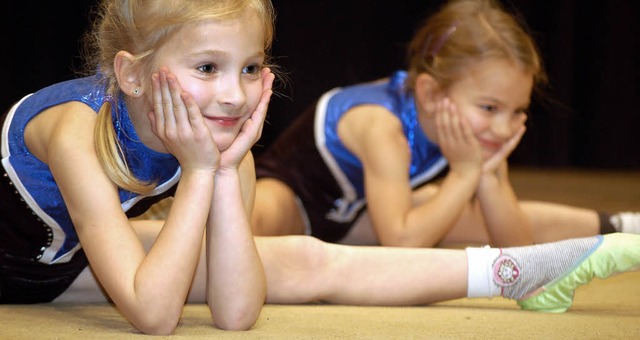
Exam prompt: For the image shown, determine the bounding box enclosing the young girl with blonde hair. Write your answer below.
[2,0,639,336]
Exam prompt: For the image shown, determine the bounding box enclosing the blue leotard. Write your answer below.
[317,70,447,223]
[256,71,448,242]
[1,75,180,264]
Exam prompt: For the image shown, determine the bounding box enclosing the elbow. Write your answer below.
[122,301,184,335]
[131,312,180,336]
[210,303,262,331]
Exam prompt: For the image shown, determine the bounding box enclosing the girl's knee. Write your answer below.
[257,235,336,303]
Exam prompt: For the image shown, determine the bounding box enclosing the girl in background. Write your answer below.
[252,0,640,247]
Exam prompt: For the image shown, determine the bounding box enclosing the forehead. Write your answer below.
[450,58,534,104]
[158,11,264,58]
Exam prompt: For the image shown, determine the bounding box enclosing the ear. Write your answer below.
[414,73,443,117]
[114,51,143,97]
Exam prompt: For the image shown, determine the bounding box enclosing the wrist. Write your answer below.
[446,168,481,189]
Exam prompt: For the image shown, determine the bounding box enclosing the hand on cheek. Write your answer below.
[435,97,483,177]
[482,114,527,174]
[218,67,275,169]
[147,67,220,172]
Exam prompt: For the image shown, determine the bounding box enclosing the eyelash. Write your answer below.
[197,64,216,74]
[480,104,497,113]
[195,63,262,75]
[480,105,527,116]
[243,64,261,75]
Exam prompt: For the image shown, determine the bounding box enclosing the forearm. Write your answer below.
[477,166,532,246]
[382,171,479,247]
[206,168,266,330]
[118,170,214,333]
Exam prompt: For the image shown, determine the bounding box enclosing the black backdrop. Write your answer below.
[2,1,639,169]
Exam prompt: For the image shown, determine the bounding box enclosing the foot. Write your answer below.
[517,233,640,313]
[611,212,640,234]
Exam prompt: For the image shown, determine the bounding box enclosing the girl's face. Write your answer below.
[151,11,266,151]
[446,59,533,160]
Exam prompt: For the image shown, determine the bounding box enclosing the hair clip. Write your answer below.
[429,24,458,57]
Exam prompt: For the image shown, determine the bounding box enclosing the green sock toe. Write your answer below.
[517,233,640,313]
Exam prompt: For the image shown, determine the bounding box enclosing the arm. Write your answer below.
[205,68,273,330]
[475,125,533,246]
[338,103,481,247]
[47,102,213,335]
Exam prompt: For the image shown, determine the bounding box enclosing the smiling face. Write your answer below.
[149,10,266,151]
[444,58,533,160]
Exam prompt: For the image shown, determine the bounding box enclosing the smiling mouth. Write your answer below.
[206,116,241,127]
[479,139,502,150]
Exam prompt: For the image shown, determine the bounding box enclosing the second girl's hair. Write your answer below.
[406,0,547,92]
[85,0,275,194]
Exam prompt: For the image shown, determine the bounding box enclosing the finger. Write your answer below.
[166,73,190,130]
[244,69,274,136]
[448,100,465,143]
[505,125,526,152]
[261,67,275,92]
[229,70,275,154]
[181,91,208,136]
[434,98,447,143]
[159,70,177,129]
[151,72,166,137]
[459,114,477,146]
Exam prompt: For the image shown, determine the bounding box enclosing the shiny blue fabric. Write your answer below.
[1,75,179,263]
[317,71,447,222]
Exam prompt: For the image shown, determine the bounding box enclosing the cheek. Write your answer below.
[245,82,263,110]
[461,109,489,135]
[179,83,208,104]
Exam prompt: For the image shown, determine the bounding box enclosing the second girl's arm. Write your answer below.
[475,125,532,246]
[338,105,479,247]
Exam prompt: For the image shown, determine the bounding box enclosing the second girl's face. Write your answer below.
[152,11,266,151]
[446,58,533,160]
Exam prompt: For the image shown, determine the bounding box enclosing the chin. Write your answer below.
[214,139,234,152]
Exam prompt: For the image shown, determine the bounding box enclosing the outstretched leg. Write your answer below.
[256,235,467,305]
[256,233,640,312]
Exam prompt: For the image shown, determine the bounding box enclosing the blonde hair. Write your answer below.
[406,0,546,92]
[84,0,276,194]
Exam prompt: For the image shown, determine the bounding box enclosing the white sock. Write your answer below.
[466,237,601,300]
[465,246,501,298]
[611,212,640,234]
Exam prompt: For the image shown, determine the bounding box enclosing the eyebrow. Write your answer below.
[185,50,227,60]
[478,96,530,111]
[185,49,265,61]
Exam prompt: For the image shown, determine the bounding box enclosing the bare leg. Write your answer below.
[256,235,467,305]
[257,233,640,313]
[54,220,208,303]
[252,178,306,236]
[343,184,603,247]
[521,201,600,243]
[58,230,469,306]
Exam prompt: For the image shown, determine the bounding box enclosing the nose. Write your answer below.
[216,74,246,110]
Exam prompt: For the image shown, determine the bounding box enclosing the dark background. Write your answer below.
[2,1,639,169]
